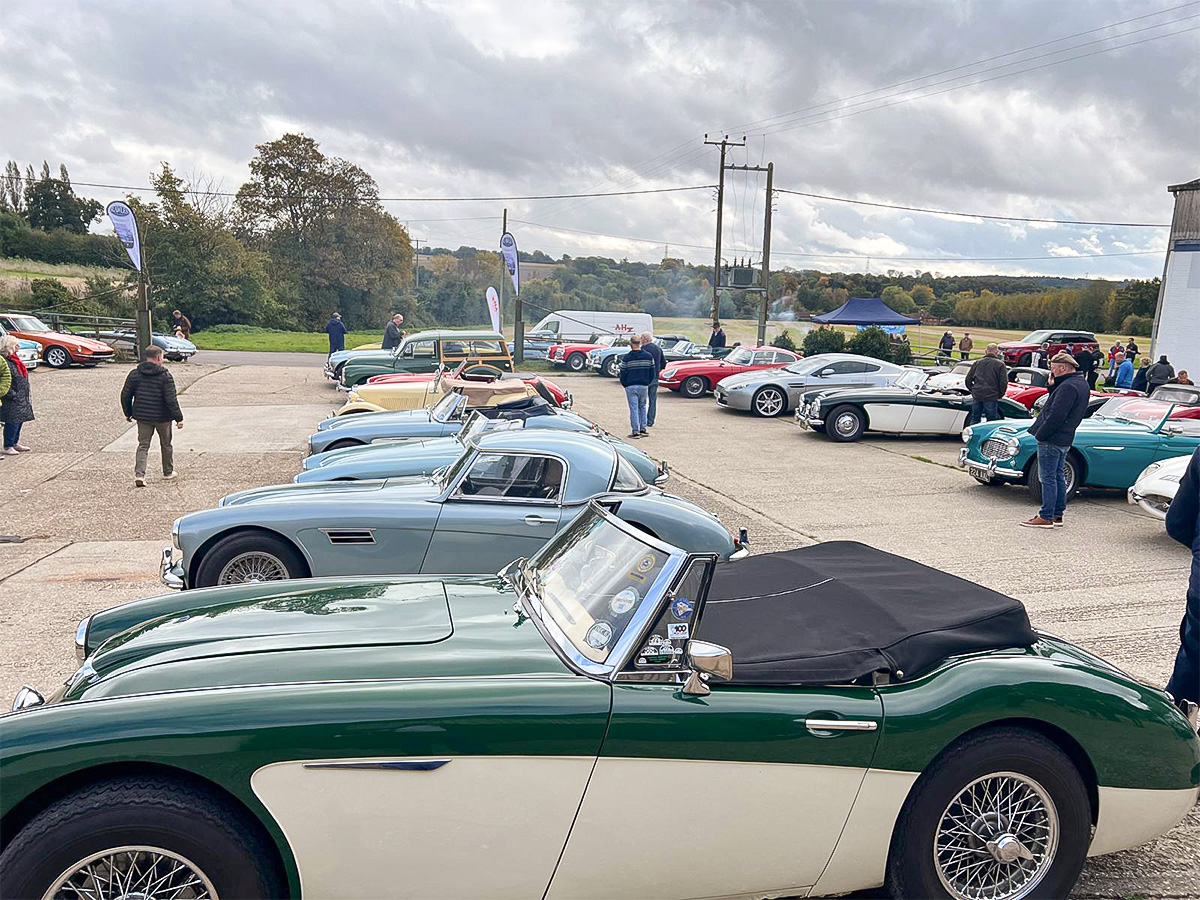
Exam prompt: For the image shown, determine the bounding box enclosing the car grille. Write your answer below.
[981,437,1014,460]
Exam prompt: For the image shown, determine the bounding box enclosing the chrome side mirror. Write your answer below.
[682,640,733,696]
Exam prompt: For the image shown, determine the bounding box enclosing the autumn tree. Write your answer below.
[20,162,102,233]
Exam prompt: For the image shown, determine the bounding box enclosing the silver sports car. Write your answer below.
[713,353,909,417]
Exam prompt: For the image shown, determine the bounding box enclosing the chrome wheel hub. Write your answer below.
[43,846,217,900]
[218,551,288,584]
[834,413,858,435]
[934,772,1058,900]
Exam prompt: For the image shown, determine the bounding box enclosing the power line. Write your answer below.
[509,217,1162,263]
[3,175,715,203]
[774,188,1170,227]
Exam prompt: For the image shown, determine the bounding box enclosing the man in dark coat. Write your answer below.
[640,331,664,427]
[1164,447,1200,726]
[964,343,1008,425]
[619,335,655,437]
[1021,351,1089,529]
[325,313,348,355]
[170,310,192,339]
[121,346,184,487]
[708,322,726,351]
[1145,355,1175,393]
[382,314,405,351]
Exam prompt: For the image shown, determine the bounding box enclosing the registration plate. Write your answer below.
[968,465,991,481]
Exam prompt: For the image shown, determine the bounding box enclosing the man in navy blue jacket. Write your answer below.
[619,335,655,438]
[1165,447,1200,725]
[325,313,347,355]
[1021,351,1089,528]
[640,331,664,428]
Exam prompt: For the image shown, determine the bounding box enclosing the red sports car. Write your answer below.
[659,346,800,398]
[547,335,625,371]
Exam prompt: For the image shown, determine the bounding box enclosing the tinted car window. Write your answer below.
[403,340,436,358]
[825,360,868,375]
[752,351,776,365]
[457,453,564,501]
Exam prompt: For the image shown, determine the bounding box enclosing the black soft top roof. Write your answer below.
[701,542,1036,685]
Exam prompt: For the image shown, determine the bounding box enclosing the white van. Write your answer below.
[529,310,653,343]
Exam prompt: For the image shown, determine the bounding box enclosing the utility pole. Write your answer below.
[757,162,774,347]
[136,272,151,360]
[704,134,745,327]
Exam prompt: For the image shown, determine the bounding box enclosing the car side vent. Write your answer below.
[321,528,376,545]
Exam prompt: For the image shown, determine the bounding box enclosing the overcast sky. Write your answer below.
[2,0,1197,278]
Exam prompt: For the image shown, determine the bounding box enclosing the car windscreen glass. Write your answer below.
[610,453,646,492]
[430,392,464,423]
[525,511,669,664]
[725,348,754,365]
[896,369,926,389]
[1094,398,1171,430]
[782,357,827,376]
[10,316,50,332]
[1019,330,1054,343]
[438,444,475,487]
[1151,386,1199,405]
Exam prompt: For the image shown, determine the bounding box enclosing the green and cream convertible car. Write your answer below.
[3,506,1197,900]
[162,430,743,589]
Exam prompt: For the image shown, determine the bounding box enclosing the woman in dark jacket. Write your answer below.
[0,335,34,454]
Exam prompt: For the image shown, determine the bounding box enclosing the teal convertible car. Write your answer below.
[959,397,1200,500]
[4,506,1196,900]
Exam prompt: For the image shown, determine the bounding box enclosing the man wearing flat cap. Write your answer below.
[1021,351,1089,529]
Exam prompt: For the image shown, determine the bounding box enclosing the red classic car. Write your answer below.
[659,346,800,398]
[0,313,116,368]
[365,362,571,407]
[998,329,1100,367]
[547,335,626,371]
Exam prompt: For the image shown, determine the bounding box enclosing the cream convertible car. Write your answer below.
[3,507,1197,900]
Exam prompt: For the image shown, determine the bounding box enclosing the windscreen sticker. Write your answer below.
[667,622,689,640]
[671,597,694,620]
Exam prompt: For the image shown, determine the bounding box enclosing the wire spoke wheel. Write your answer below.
[934,771,1059,900]
[217,551,289,585]
[43,845,218,900]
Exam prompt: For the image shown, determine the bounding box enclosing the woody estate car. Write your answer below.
[797,368,1031,441]
[659,345,800,398]
[959,397,1200,501]
[338,329,514,388]
[160,430,744,589]
[0,312,116,367]
[5,504,1197,900]
[714,353,909,417]
[298,402,669,486]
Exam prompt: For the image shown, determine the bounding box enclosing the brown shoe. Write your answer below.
[1053,517,1064,527]
[1020,516,1055,528]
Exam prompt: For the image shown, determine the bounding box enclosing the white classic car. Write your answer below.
[1128,454,1190,520]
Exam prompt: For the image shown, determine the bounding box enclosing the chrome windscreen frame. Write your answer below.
[513,503,690,679]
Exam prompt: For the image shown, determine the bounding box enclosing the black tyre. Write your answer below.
[1027,452,1079,504]
[324,438,365,452]
[751,386,787,418]
[44,345,71,368]
[681,375,708,398]
[886,727,1091,900]
[566,352,586,372]
[827,404,866,442]
[1019,352,1032,367]
[194,531,308,588]
[0,775,282,900]
[602,356,619,377]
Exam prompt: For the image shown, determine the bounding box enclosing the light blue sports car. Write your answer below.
[297,404,668,485]
[161,430,745,589]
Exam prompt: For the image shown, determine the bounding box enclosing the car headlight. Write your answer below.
[727,383,748,391]
[1140,462,1163,478]
[171,517,181,550]
[961,427,972,442]
[75,615,92,661]
[1005,437,1021,455]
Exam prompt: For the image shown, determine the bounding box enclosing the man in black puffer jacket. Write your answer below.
[1021,351,1089,528]
[121,346,184,487]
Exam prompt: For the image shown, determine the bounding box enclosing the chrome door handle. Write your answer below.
[524,515,556,525]
[804,719,878,734]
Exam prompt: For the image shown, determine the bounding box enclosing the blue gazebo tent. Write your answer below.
[811,297,920,326]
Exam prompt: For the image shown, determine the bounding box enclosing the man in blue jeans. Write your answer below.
[640,331,664,427]
[619,335,655,438]
[1021,352,1089,528]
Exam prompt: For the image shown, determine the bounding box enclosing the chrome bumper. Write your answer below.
[160,547,185,590]
[586,358,602,371]
[958,448,1022,479]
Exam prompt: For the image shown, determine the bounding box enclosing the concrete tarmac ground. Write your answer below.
[1,356,1195,898]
